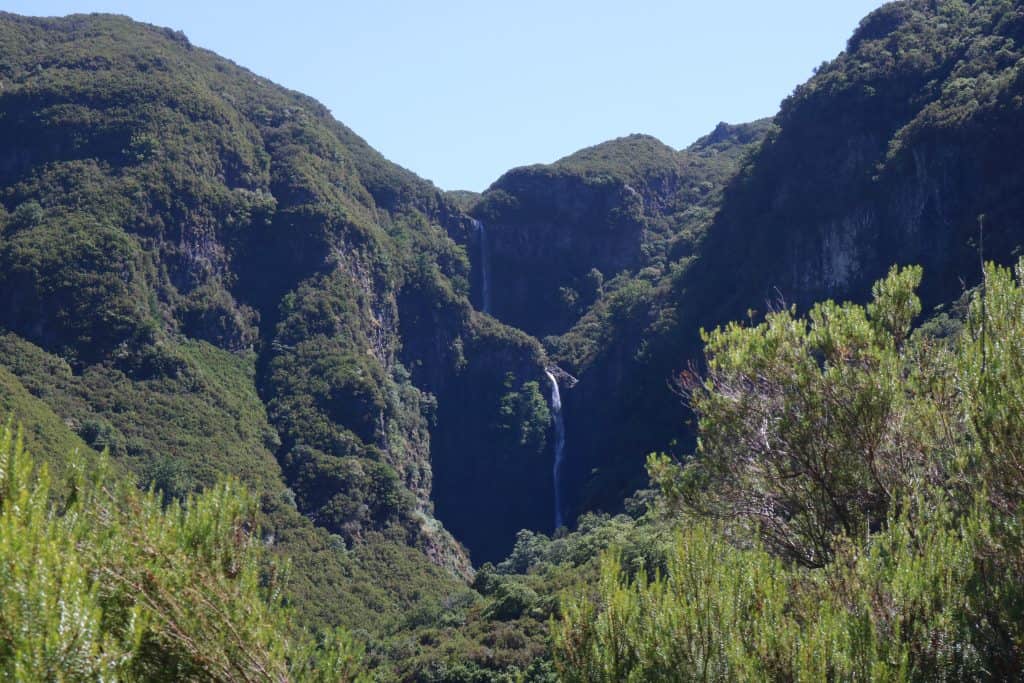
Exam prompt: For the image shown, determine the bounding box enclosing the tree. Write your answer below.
[673,265,948,566]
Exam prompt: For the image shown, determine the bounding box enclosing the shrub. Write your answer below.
[0,418,369,682]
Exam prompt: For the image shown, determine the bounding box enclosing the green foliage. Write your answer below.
[555,524,787,682]
[373,511,667,682]
[554,500,985,682]
[0,332,470,641]
[497,377,551,452]
[536,0,1024,523]
[555,262,1024,679]
[868,264,924,344]
[9,5,1024,679]
[475,122,771,342]
[959,260,1024,510]
[497,512,666,577]
[678,265,946,566]
[0,419,369,681]
[0,9,505,631]
[269,339,387,456]
[9,199,43,229]
[285,446,413,542]
[0,365,97,475]
[0,218,156,364]
[0,333,285,495]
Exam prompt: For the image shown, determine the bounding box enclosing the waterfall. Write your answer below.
[472,219,492,314]
[545,369,566,530]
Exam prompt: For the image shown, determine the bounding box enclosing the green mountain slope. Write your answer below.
[5,1,1024,678]
[0,12,775,572]
[0,10,540,630]
[0,362,96,467]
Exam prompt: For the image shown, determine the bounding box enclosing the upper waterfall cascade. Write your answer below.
[473,219,492,314]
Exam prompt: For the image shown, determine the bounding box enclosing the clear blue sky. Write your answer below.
[7,1,887,191]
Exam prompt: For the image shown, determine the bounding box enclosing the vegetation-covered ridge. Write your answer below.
[461,114,775,539]
[4,1,1024,679]
[471,121,773,339]
[0,8,562,600]
[7,259,1024,681]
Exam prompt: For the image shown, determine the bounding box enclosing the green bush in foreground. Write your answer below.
[555,497,986,682]
[554,261,1024,681]
[0,421,368,682]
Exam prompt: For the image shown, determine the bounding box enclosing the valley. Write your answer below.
[2,1,1024,679]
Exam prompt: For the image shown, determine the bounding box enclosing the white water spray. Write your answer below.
[545,369,566,530]
[472,219,492,314]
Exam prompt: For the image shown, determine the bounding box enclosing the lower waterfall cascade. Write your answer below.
[545,369,566,530]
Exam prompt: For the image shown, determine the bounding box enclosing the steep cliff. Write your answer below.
[688,0,1024,315]
[471,126,771,338]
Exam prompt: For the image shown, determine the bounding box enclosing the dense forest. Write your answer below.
[1,0,1024,680]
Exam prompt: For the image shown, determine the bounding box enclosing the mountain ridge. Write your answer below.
[3,2,1024,678]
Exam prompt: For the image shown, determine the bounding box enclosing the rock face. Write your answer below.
[685,0,1024,320]
[0,12,553,579]
[423,317,553,564]
[471,131,770,338]
[474,164,646,337]
[397,263,554,564]
[0,10,584,572]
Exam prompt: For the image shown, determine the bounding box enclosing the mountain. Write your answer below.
[3,0,1024,679]
[489,0,1024,518]
[472,125,772,339]
[0,10,770,571]
[0,10,539,630]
